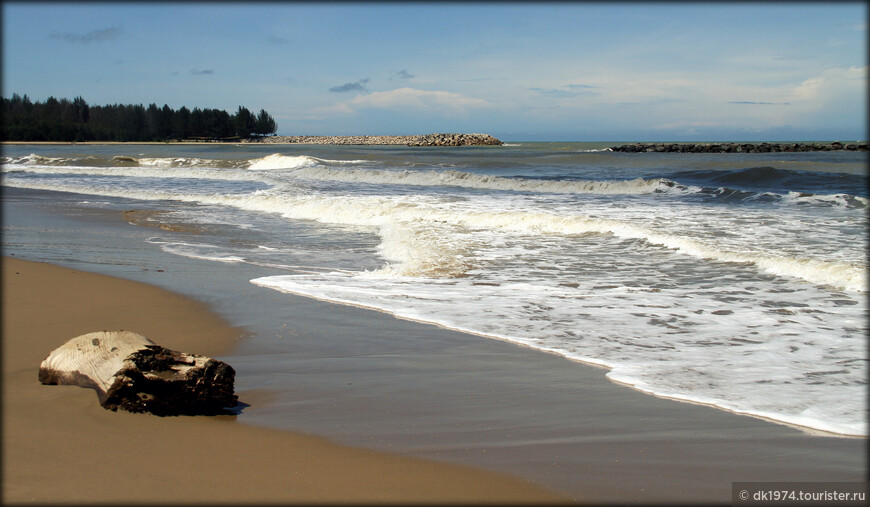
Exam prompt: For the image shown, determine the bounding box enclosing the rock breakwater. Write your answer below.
[406,133,503,146]
[610,141,867,153]
[240,133,502,146]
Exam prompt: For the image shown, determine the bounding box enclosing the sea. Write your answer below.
[2,141,867,438]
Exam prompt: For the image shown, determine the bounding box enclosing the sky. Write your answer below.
[2,1,867,141]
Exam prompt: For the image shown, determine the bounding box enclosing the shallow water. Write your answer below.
[2,142,867,436]
[2,181,866,502]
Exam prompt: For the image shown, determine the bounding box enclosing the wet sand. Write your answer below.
[1,256,569,504]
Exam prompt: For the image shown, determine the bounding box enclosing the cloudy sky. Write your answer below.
[2,2,866,141]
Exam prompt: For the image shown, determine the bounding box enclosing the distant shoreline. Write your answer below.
[3,138,867,151]
[1,133,504,147]
[242,133,504,146]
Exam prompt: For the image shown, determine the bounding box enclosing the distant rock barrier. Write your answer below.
[406,133,503,146]
[610,141,867,153]
[240,133,503,146]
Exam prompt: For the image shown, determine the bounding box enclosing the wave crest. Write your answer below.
[246,153,365,171]
[670,167,868,207]
[284,165,675,195]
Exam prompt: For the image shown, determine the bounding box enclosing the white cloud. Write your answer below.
[792,76,825,102]
[790,65,866,104]
[550,62,865,134]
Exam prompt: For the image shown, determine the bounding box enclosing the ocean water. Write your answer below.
[2,142,867,437]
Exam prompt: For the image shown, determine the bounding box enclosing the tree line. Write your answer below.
[1,94,278,142]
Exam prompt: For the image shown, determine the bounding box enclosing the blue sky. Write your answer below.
[2,2,866,141]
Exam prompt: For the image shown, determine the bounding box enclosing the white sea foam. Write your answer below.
[251,267,867,437]
[16,153,69,164]
[3,178,865,291]
[243,191,866,291]
[4,144,866,438]
[137,156,224,168]
[247,154,323,170]
[146,239,246,263]
[282,166,676,195]
[246,153,365,171]
[7,152,862,208]
[780,191,869,208]
[1,161,261,182]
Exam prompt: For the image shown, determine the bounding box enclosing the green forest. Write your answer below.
[1,94,278,142]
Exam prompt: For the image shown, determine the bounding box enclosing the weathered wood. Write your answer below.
[38,330,154,395]
[39,331,237,416]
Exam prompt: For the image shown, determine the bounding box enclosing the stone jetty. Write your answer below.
[610,141,867,153]
[240,133,503,146]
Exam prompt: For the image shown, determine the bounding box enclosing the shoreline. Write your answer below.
[252,279,860,439]
[1,256,569,504]
[3,180,865,504]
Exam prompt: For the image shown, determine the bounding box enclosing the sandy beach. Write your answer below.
[1,256,569,504]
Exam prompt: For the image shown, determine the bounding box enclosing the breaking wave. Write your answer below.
[246,153,365,171]
[669,166,868,207]
[280,165,678,195]
[3,177,864,291]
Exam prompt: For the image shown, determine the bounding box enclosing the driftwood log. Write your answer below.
[39,330,237,416]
